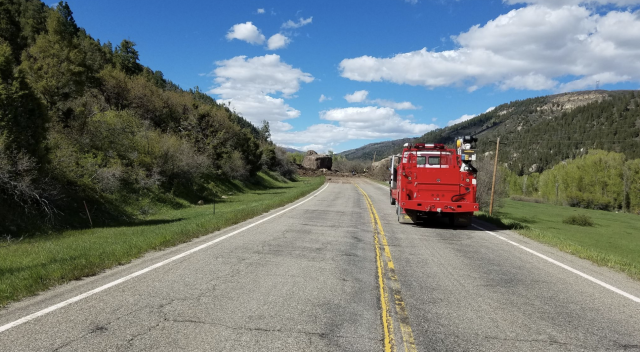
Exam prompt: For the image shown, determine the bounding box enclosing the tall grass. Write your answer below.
[0,174,325,307]
[477,200,640,281]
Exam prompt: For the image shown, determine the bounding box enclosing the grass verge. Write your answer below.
[0,174,325,308]
[477,199,640,281]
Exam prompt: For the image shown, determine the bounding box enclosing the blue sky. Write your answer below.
[66,0,640,153]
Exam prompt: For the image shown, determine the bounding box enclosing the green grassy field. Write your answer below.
[478,199,640,281]
[0,174,325,308]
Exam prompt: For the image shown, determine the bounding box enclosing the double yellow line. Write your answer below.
[354,184,416,352]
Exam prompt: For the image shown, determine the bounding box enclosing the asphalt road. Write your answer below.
[1,178,640,351]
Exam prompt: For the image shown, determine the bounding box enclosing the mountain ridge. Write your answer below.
[341,90,640,174]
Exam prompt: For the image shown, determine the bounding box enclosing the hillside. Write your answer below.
[338,138,415,161]
[344,90,640,175]
[0,0,294,235]
[417,90,640,174]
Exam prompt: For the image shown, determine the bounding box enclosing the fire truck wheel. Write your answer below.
[390,192,396,205]
[452,213,473,227]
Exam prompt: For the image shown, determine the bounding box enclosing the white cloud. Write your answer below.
[447,106,496,126]
[272,107,438,146]
[344,90,369,103]
[499,74,558,91]
[226,22,265,45]
[301,144,329,152]
[447,114,477,126]
[267,33,291,50]
[344,90,418,109]
[257,8,265,14]
[319,94,331,102]
[211,55,313,98]
[282,17,313,29]
[503,0,640,7]
[340,5,640,92]
[208,54,314,127]
[370,99,419,110]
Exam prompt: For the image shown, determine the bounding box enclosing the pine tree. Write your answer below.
[20,6,86,108]
[114,39,143,76]
[0,40,48,162]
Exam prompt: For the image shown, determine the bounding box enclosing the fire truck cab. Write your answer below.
[390,137,479,227]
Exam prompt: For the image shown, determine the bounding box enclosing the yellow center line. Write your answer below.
[355,183,417,352]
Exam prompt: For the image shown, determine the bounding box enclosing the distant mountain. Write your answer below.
[338,138,415,161]
[415,90,640,174]
[340,90,640,175]
[280,147,303,153]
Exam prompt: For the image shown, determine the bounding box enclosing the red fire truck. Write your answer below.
[390,136,479,227]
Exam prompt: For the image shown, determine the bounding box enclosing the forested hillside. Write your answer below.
[416,90,640,174]
[0,0,293,235]
[346,91,640,173]
[338,138,414,161]
[432,91,640,213]
[344,90,640,213]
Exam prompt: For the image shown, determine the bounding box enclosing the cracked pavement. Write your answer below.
[2,180,640,351]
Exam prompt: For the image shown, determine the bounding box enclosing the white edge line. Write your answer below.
[472,224,640,304]
[365,178,640,304]
[0,183,331,333]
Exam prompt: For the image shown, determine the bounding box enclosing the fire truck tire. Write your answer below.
[390,191,396,205]
[405,209,419,223]
[452,213,473,227]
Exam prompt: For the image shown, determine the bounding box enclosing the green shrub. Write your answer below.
[510,195,545,204]
[562,214,595,227]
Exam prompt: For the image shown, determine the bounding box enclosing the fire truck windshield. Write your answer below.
[428,156,440,165]
[404,151,452,168]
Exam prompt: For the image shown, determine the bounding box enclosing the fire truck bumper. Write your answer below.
[399,200,479,214]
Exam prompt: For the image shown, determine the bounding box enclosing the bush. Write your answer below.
[510,195,545,204]
[562,214,595,227]
[566,192,613,211]
[0,141,59,232]
[222,150,249,180]
[273,147,297,180]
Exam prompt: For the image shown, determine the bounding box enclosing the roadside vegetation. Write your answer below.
[0,174,325,308]
[504,150,640,213]
[1,1,299,238]
[477,199,640,281]
[0,0,316,307]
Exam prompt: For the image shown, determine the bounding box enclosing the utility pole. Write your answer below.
[489,137,500,216]
[371,151,377,170]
